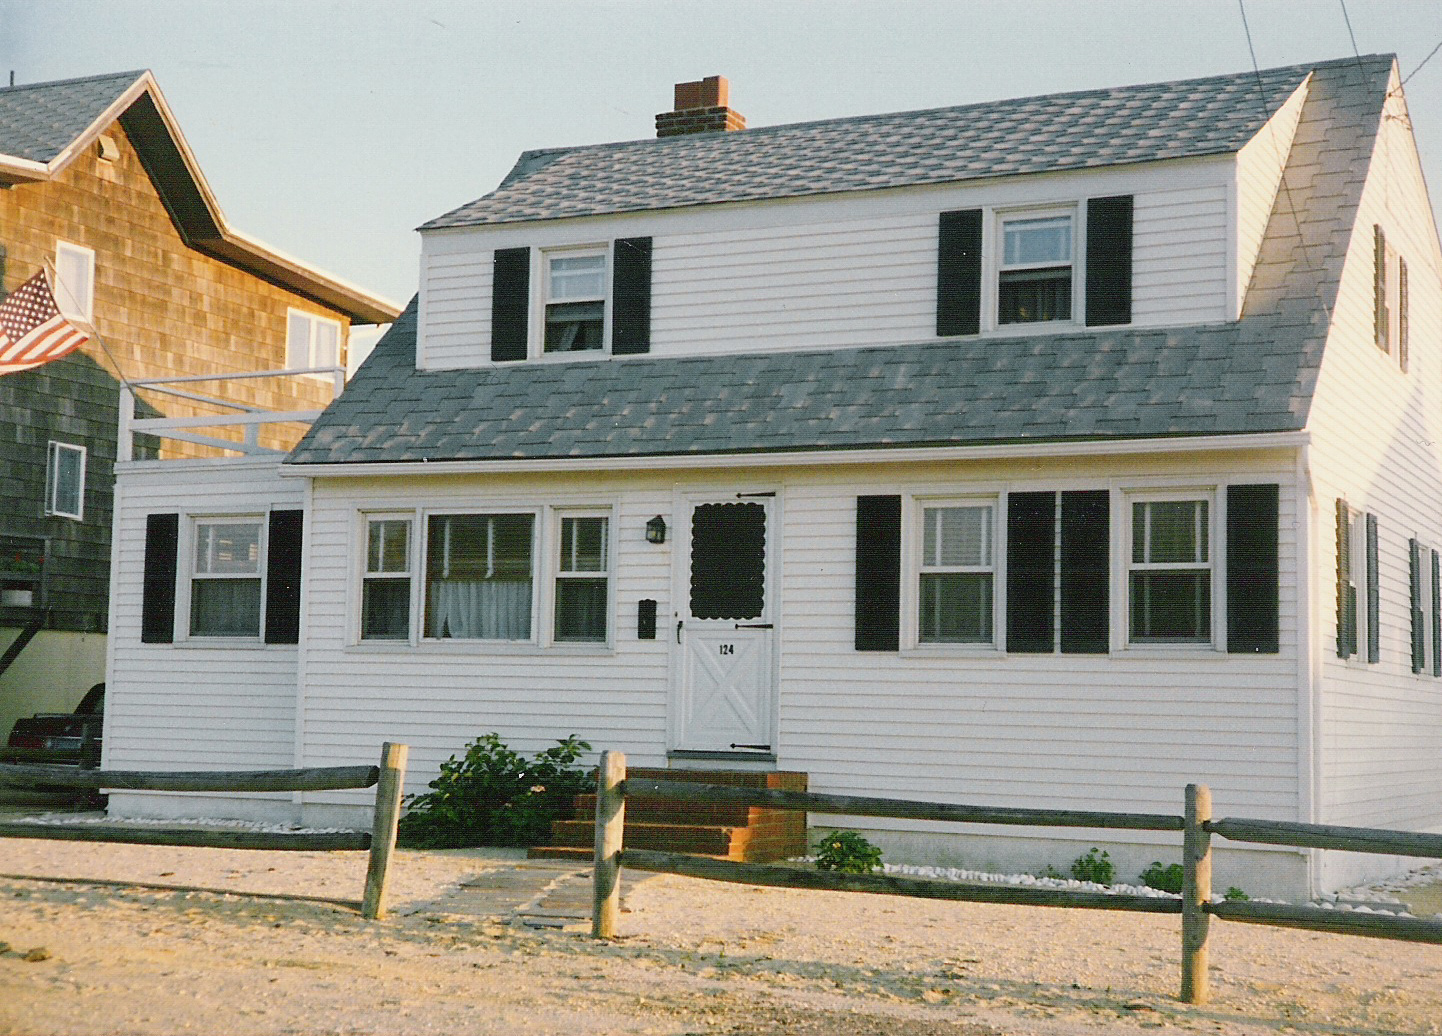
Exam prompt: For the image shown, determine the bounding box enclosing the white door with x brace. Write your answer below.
[671,495,777,754]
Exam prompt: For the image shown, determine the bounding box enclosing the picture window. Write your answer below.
[425,514,535,640]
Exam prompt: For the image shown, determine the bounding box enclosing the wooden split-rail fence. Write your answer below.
[588,751,1442,1005]
[0,742,408,919]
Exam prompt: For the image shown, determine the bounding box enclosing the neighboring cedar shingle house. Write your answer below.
[0,71,400,733]
[107,57,1441,900]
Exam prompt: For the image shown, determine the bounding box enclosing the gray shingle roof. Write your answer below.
[290,55,1393,468]
[423,60,1342,230]
[0,71,144,163]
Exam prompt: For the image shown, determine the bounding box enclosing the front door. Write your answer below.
[671,496,776,754]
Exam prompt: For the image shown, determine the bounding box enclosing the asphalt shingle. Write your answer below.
[0,71,144,163]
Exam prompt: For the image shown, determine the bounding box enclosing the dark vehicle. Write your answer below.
[3,682,104,768]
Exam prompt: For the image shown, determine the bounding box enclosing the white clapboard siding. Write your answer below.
[1305,68,1442,867]
[416,157,1238,366]
[1235,75,1310,314]
[104,460,305,813]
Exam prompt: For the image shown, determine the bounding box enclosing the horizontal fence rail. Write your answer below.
[592,754,1442,1009]
[0,743,407,919]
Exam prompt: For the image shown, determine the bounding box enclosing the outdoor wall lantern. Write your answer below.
[645,515,667,544]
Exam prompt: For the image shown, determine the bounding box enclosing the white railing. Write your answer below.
[117,366,344,461]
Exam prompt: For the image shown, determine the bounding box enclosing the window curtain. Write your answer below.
[427,580,531,639]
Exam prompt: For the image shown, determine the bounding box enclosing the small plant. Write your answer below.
[397,732,591,849]
[1224,886,1250,902]
[814,830,883,874]
[1139,861,1185,894]
[1040,864,1067,880]
[1070,847,1115,885]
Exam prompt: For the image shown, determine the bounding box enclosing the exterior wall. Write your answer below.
[104,459,304,821]
[1235,75,1309,314]
[417,157,1236,369]
[1305,68,1442,891]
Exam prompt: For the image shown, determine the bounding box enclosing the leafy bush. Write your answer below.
[1070,847,1115,885]
[814,830,884,874]
[1223,886,1250,902]
[1139,861,1185,894]
[397,733,592,848]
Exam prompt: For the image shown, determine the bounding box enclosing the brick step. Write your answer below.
[571,793,757,827]
[551,819,744,857]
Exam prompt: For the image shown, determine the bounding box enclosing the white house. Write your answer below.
[103,56,1442,900]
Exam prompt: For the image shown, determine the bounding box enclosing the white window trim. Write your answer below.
[54,241,95,324]
[357,512,417,645]
[44,441,85,520]
[545,506,615,648]
[1342,505,1370,666]
[181,515,267,642]
[903,494,1004,652]
[419,508,542,644]
[1119,488,1221,651]
[986,204,1082,333]
[532,244,611,359]
[287,308,345,379]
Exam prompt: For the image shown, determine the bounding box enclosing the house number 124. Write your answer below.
[718,644,735,655]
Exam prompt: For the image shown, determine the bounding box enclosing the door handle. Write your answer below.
[676,620,684,644]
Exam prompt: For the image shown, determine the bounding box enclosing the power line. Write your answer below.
[1403,38,1442,87]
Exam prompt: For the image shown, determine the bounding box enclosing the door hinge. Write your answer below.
[734,622,774,629]
[729,743,772,752]
[736,491,776,498]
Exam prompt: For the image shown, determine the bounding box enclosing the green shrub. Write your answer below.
[1139,861,1185,894]
[397,733,592,849]
[1070,847,1115,884]
[1224,886,1250,902]
[814,830,883,874]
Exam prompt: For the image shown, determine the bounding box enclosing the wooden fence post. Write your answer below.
[592,750,627,939]
[1180,783,1212,1004]
[362,742,408,920]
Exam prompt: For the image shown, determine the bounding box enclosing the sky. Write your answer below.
[3,0,1442,352]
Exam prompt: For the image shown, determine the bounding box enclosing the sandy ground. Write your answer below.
[0,836,1439,1036]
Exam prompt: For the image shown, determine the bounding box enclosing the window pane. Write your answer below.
[425,514,533,639]
[561,517,607,573]
[544,301,604,352]
[555,578,607,642]
[924,506,991,567]
[549,254,605,300]
[1004,217,1072,265]
[55,246,92,320]
[368,520,410,574]
[1130,571,1211,642]
[919,573,994,643]
[362,578,410,640]
[190,579,261,637]
[195,522,261,575]
[313,321,340,368]
[1136,500,1208,564]
[690,502,766,621]
[49,444,83,517]
[287,312,310,369]
[998,270,1070,323]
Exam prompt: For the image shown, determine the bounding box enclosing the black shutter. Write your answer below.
[936,210,982,336]
[1336,501,1353,657]
[1226,484,1279,654]
[1432,549,1440,677]
[141,513,179,644]
[1060,490,1110,654]
[1398,257,1409,373]
[612,237,652,355]
[1366,513,1380,664]
[264,510,304,645]
[1374,225,1387,352]
[855,495,901,651]
[1410,538,1425,674]
[490,246,530,362]
[1006,492,1055,653]
[1085,195,1133,326]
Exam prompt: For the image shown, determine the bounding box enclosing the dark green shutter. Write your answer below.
[490,247,530,362]
[1410,538,1425,673]
[936,210,982,336]
[264,510,304,645]
[1374,225,1387,352]
[1336,501,1354,657]
[1226,484,1279,654]
[141,513,179,644]
[1085,195,1133,326]
[1366,513,1380,664]
[1006,492,1054,653]
[1432,549,1440,677]
[855,495,901,651]
[612,237,652,355]
[1399,257,1409,372]
[1060,490,1110,654]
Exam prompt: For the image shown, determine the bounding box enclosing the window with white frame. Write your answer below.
[543,250,606,353]
[361,517,413,641]
[287,309,343,374]
[54,241,95,324]
[554,514,609,643]
[1128,495,1213,645]
[424,513,535,640]
[44,442,85,520]
[190,518,264,637]
[917,501,996,645]
[997,212,1073,325]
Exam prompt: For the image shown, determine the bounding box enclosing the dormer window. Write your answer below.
[544,250,607,352]
[998,213,1073,325]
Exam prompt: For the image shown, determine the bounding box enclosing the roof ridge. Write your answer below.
[0,69,147,95]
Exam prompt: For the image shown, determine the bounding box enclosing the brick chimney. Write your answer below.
[655,76,746,138]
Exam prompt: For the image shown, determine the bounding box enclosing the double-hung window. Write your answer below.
[1128,495,1212,645]
[917,501,996,645]
[554,514,609,642]
[190,518,264,637]
[362,517,413,641]
[287,309,343,376]
[425,514,535,640]
[45,442,85,520]
[544,251,606,353]
[998,212,1073,325]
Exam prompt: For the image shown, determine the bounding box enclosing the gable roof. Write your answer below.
[423,59,1341,230]
[0,71,400,324]
[290,55,1394,469]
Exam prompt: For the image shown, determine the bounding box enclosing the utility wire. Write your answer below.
[1402,38,1442,87]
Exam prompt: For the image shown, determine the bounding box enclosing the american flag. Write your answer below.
[0,270,91,376]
